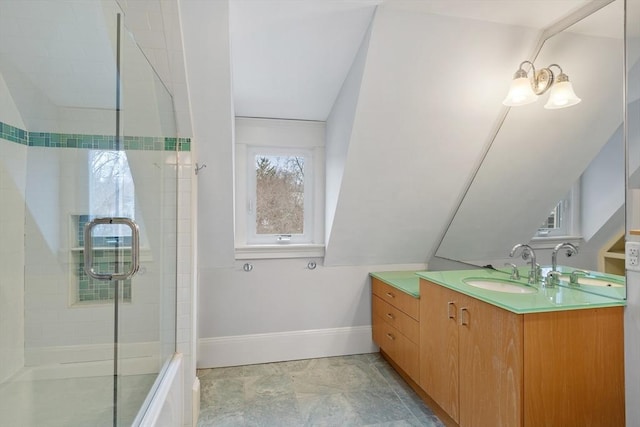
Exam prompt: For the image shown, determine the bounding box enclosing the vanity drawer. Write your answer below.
[372,278,419,320]
[373,313,419,380]
[373,295,419,344]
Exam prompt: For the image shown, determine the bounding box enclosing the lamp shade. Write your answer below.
[502,77,538,106]
[544,77,581,109]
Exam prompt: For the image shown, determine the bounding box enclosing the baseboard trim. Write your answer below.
[25,341,161,366]
[192,377,201,426]
[197,326,377,368]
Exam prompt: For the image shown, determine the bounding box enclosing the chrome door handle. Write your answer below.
[84,217,140,281]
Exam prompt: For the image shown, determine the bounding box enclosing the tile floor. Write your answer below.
[197,353,445,427]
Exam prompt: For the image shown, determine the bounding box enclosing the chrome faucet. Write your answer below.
[551,242,579,272]
[546,270,561,288]
[504,263,520,280]
[510,244,539,284]
[569,269,589,286]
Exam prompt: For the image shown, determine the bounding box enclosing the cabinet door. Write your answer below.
[523,307,624,427]
[458,295,523,427]
[419,280,460,423]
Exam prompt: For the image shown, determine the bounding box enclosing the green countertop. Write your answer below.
[369,271,420,297]
[370,269,625,314]
[540,265,625,300]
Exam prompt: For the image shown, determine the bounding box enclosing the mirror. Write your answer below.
[433,0,625,299]
[628,1,640,228]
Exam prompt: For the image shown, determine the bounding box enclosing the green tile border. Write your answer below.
[0,121,28,145]
[0,120,190,152]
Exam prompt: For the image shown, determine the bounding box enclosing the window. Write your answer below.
[89,150,135,220]
[71,150,136,305]
[234,118,325,258]
[248,148,312,244]
[536,182,581,238]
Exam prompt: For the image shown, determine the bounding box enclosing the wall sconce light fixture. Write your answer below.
[502,60,581,109]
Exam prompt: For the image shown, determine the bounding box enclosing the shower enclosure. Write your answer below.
[0,1,179,425]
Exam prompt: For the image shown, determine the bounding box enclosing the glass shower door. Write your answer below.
[0,1,177,426]
[115,13,179,425]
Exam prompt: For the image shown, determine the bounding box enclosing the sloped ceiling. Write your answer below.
[228,0,591,121]
[324,6,541,265]
[227,0,621,266]
[229,0,379,120]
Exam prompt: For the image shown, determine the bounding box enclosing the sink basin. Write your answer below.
[559,275,624,288]
[463,278,537,294]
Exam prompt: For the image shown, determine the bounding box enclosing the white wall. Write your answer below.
[324,7,539,266]
[181,0,235,270]
[178,0,236,424]
[0,139,27,382]
[0,72,27,383]
[581,125,624,241]
[0,72,26,129]
[325,17,372,243]
[197,260,424,368]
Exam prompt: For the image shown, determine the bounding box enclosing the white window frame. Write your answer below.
[534,180,582,240]
[234,118,325,259]
[246,146,314,245]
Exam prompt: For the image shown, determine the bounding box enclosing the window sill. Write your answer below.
[235,244,325,260]
[529,235,583,250]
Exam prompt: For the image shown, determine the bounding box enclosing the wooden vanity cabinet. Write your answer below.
[420,279,522,426]
[371,278,420,381]
[419,278,625,427]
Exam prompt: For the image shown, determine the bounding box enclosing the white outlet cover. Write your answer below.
[626,242,640,271]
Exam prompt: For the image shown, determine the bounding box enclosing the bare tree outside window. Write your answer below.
[255,155,304,235]
[89,150,135,237]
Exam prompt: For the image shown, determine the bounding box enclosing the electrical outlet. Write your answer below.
[626,242,640,271]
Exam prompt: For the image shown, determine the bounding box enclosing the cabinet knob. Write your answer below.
[386,313,395,320]
[385,292,395,298]
[386,333,395,341]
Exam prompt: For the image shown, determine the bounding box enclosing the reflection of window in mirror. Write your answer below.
[536,181,581,238]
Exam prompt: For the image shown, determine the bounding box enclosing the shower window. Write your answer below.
[89,150,135,219]
[69,150,136,305]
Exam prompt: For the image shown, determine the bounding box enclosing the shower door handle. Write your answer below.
[83,217,140,281]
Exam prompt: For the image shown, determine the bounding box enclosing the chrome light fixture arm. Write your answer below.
[504,61,580,109]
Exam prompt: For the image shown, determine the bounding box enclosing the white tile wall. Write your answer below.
[22,147,177,371]
[176,153,194,427]
[0,139,27,382]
